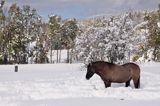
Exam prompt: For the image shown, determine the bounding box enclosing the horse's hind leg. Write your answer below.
[104,80,111,88]
[125,79,131,87]
[133,76,140,89]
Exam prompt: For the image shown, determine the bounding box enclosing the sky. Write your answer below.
[4,0,160,20]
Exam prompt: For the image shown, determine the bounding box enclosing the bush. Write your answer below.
[132,55,139,62]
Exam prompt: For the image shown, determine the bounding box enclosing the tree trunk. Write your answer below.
[128,50,131,62]
[153,46,158,61]
[50,46,53,63]
[67,49,70,63]
[56,49,59,63]
[3,54,8,64]
[59,49,61,63]
[70,49,73,63]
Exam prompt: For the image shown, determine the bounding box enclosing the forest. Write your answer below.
[0,0,160,64]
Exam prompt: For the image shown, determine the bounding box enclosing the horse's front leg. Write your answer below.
[104,80,111,88]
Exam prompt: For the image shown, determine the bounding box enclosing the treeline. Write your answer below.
[74,5,160,63]
[0,0,160,64]
[0,0,79,64]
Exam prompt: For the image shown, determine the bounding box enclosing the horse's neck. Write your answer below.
[94,65,104,75]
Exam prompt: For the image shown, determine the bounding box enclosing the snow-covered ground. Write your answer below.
[0,62,160,106]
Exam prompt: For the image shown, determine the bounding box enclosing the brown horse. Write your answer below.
[86,61,140,89]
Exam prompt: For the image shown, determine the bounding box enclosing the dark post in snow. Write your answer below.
[15,64,18,72]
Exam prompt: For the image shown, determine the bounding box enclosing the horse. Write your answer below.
[86,61,140,89]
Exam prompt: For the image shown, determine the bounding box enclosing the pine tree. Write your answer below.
[61,18,78,63]
[147,5,160,61]
[48,15,61,63]
[6,4,43,64]
[0,0,6,64]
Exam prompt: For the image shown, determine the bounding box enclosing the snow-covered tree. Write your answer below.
[146,8,160,61]
[0,0,6,64]
[48,15,61,63]
[61,18,78,63]
[0,3,44,64]
[74,12,146,64]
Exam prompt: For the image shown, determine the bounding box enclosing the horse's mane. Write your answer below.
[91,61,115,65]
[90,61,116,69]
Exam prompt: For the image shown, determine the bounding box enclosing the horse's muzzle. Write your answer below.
[86,76,90,80]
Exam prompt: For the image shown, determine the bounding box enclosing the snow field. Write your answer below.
[0,62,160,106]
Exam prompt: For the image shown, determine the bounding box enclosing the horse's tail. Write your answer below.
[132,68,140,89]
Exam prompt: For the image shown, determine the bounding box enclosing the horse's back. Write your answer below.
[122,63,140,71]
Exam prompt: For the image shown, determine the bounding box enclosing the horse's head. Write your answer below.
[86,63,95,80]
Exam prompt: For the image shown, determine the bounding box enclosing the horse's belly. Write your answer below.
[112,77,129,83]
[110,72,131,83]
